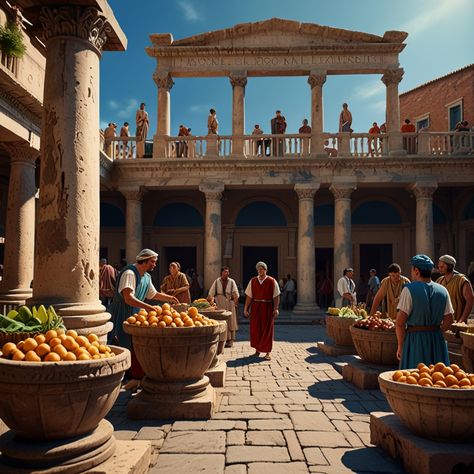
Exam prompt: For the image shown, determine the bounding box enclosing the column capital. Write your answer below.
[409,182,437,199]
[229,73,247,88]
[120,188,145,201]
[307,72,327,89]
[381,68,404,86]
[294,183,320,200]
[329,182,357,200]
[3,143,39,166]
[153,72,174,91]
[199,183,224,200]
[39,6,111,53]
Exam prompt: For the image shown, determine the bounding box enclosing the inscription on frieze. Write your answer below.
[172,54,388,69]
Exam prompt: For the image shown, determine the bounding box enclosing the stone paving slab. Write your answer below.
[226,446,291,464]
[248,461,309,473]
[160,431,226,454]
[149,454,225,473]
[246,430,286,446]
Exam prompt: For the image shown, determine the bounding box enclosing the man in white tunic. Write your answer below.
[208,267,239,347]
[336,267,357,307]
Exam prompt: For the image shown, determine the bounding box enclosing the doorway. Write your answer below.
[315,247,334,308]
[163,246,197,281]
[359,244,393,301]
[242,246,278,287]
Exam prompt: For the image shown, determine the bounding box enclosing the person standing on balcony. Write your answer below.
[271,110,287,156]
[120,122,130,159]
[103,122,116,156]
[252,124,264,156]
[436,254,474,323]
[339,103,353,132]
[401,118,416,154]
[135,103,149,158]
[208,108,219,134]
[176,124,189,157]
[299,119,311,156]
[368,122,380,156]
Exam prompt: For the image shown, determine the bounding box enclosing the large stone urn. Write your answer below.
[0,346,130,472]
[461,332,474,373]
[124,324,221,420]
[379,370,474,442]
[350,326,398,365]
[205,312,230,387]
[326,315,356,347]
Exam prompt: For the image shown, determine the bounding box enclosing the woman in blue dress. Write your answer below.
[396,255,453,370]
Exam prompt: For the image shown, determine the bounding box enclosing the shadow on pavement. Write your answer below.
[341,446,407,473]
[227,355,267,367]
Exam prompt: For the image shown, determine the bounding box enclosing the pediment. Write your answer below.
[164,18,407,48]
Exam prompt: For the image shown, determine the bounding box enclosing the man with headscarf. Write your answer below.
[244,261,280,360]
[396,255,453,370]
[108,249,178,389]
[436,254,474,323]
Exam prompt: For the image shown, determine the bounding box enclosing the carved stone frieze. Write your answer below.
[294,183,319,200]
[307,73,327,89]
[329,184,356,200]
[2,143,39,165]
[39,6,111,52]
[409,183,437,199]
[120,189,144,202]
[229,74,248,88]
[153,72,175,91]
[199,183,224,201]
[381,68,404,86]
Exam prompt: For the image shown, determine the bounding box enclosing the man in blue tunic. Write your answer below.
[396,254,453,369]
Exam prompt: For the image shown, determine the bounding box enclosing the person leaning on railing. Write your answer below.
[401,118,416,154]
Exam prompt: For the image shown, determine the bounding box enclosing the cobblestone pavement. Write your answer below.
[107,325,407,473]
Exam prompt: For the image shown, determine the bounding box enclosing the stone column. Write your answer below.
[0,145,38,308]
[230,73,247,157]
[121,189,144,263]
[293,183,321,318]
[153,72,174,158]
[308,71,326,156]
[410,182,437,257]
[381,68,405,155]
[330,182,357,298]
[199,183,224,291]
[30,6,113,338]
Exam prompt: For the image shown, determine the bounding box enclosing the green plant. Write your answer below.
[0,22,26,58]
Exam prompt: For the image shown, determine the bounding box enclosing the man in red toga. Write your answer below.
[244,261,280,360]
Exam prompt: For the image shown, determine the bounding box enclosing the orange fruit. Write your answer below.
[419,366,431,375]
[98,344,108,353]
[151,323,158,327]
[442,366,454,377]
[137,314,146,323]
[77,352,91,361]
[88,345,100,356]
[66,329,78,339]
[142,320,150,327]
[59,334,68,343]
[2,342,17,357]
[12,350,25,361]
[149,316,158,325]
[161,310,172,317]
[158,321,166,328]
[53,344,68,359]
[434,380,447,388]
[188,307,198,318]
[25,350,41,362]
[161,303,171,312]
[74,347,88,357]
[87,334,99,343]
[76,336,89,347]
[450,364,460,373]
[406,376,418,384]
[56,328,66,336]
[162,315,173,325]
[417,363,426,370]
[455,371,467,381]
[63,336,77,351]
[469,375,474,385]
[34,334,46,345]
[35,343,51,358]
[49,337,62,348]
[64,352,77,361]
[184,319,194,327]
[434,362,446,372]
[126,316,136,324]
[148,311,157,318]
[194,321,203,327]
[432,372,444,383]
[44,352,61,362]
[22,338,38,352]
[135,321,141,326]
[419,378,433,387]
[459,378,472,387]
[154,306,163,316]
[410,372,420,380]
[445,374,458,386]
[44,330,58,342]
[450,385,460,389]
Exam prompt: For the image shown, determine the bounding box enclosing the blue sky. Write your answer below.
[101,0,473,136]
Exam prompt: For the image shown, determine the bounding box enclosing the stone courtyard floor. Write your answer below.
[107,324,407,473]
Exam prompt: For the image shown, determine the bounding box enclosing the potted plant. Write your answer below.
[0,21,26,59]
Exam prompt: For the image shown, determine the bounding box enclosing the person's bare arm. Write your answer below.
[153,291,179,304]
[122,288,157,313]
[273,296,280,318]
[460,281,474,323]
[441,313,453,332]
[244,296,252,318]
[370,287,385,316]
[173,284,190,295]
[395,310,408,361]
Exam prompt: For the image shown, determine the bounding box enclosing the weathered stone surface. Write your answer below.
[172,420,246,431]
[303,448,328,465]
[160,431,226,454]
[248,462,309,473]
[149,454,225,473]
[225,464,247,474]
[227,430,245,445]
[342,357,396,390]
[134,427,165,440]
[226,446,291,464]
[247,419,293,430]
[246,430,286,446]
[297,431,351,448]
[283,430,305,461]
[290,412,334,431]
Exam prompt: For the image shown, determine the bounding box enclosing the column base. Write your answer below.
[0,288,32,311]
[341,355,397,390]
[291,304,324,321]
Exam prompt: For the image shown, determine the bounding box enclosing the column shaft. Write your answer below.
[230,74,247,156]
[123,191,143,263]
[293,184,320,316]
[153,73,174,158]
[0,147,37,306]
[382,69,404,154]
[308,72,326,156]
[411,183,437,257]
[200,185,224,291]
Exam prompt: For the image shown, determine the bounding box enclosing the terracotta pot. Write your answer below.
[350,325,398,365]
[0,346,130,441]
[123,324,221,380]
[461,332,474,372]
[325,315,356,347]
[379,370,474,442]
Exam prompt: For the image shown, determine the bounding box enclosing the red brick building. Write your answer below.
[400,64,473,131]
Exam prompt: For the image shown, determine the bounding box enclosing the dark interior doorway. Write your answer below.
[315,247,334,308]
[242,246,278,287]
[359,244,393,301]
[162,246,197,283]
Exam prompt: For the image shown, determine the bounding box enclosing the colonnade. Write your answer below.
[152,68,405,158]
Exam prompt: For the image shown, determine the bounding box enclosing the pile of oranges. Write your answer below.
[392,362,474,388]
[124,304,218,328]
[0,329,114,362]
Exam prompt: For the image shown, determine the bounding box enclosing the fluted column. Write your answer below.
[410,182,437,257]
[293,183,321,318]
[199,183,224,291]
[330,182,357,298]
[308,71,326,156]
[153,72,174,158]
[230,73,247,156]
[121,189,144,263]
[382,68,405,155]
[31,6,113,338]
[0,145,38,307]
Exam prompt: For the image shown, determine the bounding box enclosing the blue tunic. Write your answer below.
[400,281,450,369]
[107,264,152,349]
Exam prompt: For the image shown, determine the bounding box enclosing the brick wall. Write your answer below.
[399,65,473,131]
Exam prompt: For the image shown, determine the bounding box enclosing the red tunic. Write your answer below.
[249,276,277,352]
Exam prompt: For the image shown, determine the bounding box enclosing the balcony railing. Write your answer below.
[102,131,474,161]
[0,51,18,76]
